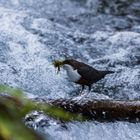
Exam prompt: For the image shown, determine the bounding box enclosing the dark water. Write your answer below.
[0,0,140,140]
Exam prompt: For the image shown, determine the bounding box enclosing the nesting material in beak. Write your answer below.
[53,60,63,74]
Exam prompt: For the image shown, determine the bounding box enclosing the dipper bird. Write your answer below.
[54,59,114,92]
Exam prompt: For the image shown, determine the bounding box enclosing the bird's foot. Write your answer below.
[72,92,89,103]
[72,88,83,96]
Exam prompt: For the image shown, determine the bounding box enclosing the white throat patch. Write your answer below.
[63,64,81,82]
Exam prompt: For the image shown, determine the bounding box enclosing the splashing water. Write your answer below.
[0,0,140,140]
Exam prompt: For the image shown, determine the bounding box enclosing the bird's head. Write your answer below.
[53,59,74,73]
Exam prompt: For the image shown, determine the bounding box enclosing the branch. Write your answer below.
[1,94,140,122]
[49,98,140,122]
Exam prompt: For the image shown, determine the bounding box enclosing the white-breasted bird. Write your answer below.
[54,59,114,92]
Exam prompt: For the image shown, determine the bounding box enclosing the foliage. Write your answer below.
[0,84,85,140]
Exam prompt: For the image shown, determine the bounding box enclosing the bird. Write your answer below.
[54,59,114,92]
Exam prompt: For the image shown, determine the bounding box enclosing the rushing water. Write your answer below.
[0,0,140,140]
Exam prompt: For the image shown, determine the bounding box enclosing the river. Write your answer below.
[0,0,140,140]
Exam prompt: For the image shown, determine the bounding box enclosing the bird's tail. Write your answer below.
[100,70,114,77]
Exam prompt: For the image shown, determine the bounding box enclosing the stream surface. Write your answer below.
[0,0,140,140]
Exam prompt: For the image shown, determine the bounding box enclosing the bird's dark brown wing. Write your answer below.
[77,66,100,83]
[63,59,113,84]
[66,60,101,83]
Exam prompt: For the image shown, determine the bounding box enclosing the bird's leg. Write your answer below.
[76,85,90,102]
[88,85,92,92]
[79,85,85,94]
[82,85,85,91]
